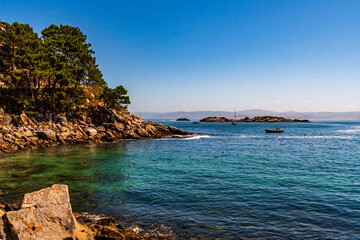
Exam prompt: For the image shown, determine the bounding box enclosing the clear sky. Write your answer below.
[1,0,360,113]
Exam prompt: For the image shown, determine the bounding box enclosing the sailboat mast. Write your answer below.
[234,108,236,120]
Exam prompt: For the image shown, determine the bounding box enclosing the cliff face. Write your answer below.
[0,108,192,153]
[200,116,310,122]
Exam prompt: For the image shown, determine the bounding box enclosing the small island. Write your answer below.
[200,116,310,122]
[176,118,190,121]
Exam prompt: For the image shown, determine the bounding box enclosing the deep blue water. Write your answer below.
[1,120,360,239]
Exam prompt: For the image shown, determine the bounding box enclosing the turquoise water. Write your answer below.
[1,121,360,239]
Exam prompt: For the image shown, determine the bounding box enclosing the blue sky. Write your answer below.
[1,0,360,113]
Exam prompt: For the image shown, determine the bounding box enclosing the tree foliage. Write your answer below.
[101,86,131,110]
[0,21,129,114]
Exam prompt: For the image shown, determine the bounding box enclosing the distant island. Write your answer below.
[176,118,190,121]
[140,110,360,120]
[200,116,310,122]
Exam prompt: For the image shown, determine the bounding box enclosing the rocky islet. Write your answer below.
[200,115,310,122]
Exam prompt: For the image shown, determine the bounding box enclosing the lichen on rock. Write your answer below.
[3,185,80,240]
[0,185,163,240]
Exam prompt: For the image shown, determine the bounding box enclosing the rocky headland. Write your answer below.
[200,116,310,123]
[0,21,193,154]
[0,108,192,153]
[0,20,197,240]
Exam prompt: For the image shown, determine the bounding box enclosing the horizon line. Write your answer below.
[133,109,360,114]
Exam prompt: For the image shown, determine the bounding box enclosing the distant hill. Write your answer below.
[140,110,360,120]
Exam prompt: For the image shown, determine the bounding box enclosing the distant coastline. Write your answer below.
[139,110,360,120]
[200,116,310,123]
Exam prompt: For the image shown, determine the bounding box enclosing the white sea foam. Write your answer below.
[236,135,263,138]
[234,135,353,139]
[128,225,144,234]
[279,136,353,139]
[158,134,354,140]
[181,135,213,140]
[336,126,360,134]
[155,135,213,140]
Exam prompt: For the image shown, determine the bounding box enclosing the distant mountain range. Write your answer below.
[139,109,360,120]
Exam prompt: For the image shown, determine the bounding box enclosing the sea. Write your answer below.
[0,120,360,239]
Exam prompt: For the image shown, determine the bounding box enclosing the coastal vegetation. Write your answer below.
[0,21,191,153]
[0,21,130,115]
[0,20,193,240]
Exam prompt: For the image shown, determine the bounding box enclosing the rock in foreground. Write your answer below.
[0,185,92,240]
[0,185,149,240]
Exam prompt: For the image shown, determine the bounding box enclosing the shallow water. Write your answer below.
[1,121,360,239]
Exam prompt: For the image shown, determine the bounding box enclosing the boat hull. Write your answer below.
[265,129,284,133]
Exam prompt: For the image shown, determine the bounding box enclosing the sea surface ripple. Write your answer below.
[0,121,360,239]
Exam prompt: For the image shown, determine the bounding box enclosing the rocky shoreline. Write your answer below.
[200,116,310,122]
[0,184,194,240]
[0,108,192,153]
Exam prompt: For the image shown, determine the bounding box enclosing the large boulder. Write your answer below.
[19,113,28,124]
[0,115,12,125]
[168,126,185,135]
[0,208,6,239]
[54,114,67,126]
[1,126,10,134]
[136,128,150,137]
[85,128,97,136]
[125,130,140,139]
[96,126,106,132]
[4,184,94,240]
[37,130,57,141]
[58,129,71,139]
[5,185,76,240]
[112,123,125,132]
[22,130,33,138]
[11,114,27,125]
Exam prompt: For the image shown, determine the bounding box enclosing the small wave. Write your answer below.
[279,136,353,139]
[155,135,214,140]
[336,126,360,134]
[236,135,264,138]
[181,135,213,140]
[129,225,144,234]
[234,135,353,139]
